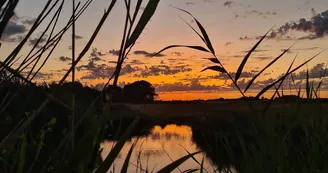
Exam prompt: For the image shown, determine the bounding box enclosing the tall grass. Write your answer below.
[1,0,327,173]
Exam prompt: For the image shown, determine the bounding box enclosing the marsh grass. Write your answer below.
[0,0,328,173]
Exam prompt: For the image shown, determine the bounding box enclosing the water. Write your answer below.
[101,124,235,173]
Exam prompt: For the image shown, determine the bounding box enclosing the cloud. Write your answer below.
[21,18,36,25]
[130,59,145,65]
[91,47,106,57]
[78,60,139,80]
[109,49,120,56]
[108,60,117,64]
[134,50,165,57]
[240,49,268,53]
[225,42,233,46]
[223,1,234,8]
[172,52,183,57]
[247,9,328,40]
[2,21,26,42]
[246,10,277,16]
[59,56,72,62]
[186,2,194,5]
[292,63,328,80]
[75,34,83,39]
[28,37,47,47]
[2,14,37,42]
[208,71,257,80]
[239,36,252,40]
[91,56,103,61]
[281,47,320,54]
[21,71,54,80]
[155,78,221,92]
[88,48,106,62]
[33,72,54,80]
[135,65,192,78]
[252,56,272,61]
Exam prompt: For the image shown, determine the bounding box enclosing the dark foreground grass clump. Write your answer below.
[190,101,328,173]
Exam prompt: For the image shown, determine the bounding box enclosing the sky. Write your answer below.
[1,0,328,100]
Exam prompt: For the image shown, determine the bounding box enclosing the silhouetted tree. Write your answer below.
[105,85,124,102]
[123,80,157,103]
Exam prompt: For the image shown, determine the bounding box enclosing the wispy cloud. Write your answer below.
[59,56,72,62]
[135,65,192,78]
[223,1,234,8]
[134,50,165,57]
[225,42,233,46]
[109,49,120,56]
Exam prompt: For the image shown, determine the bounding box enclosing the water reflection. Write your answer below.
[101,124,222,173]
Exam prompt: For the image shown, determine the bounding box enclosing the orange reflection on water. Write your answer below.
[101,125,218,173]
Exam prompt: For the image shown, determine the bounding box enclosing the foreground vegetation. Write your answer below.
[1,0,327,173]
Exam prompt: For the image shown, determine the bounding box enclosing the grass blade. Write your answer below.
[205,58,220,64]
[96,117,140,173]
[182,169,199,173]
[120,142,136,173]
[235,28,273,82]
[244,45,293,92]
[125,0,160,49]
[156,151,201,173]
[175,7,215,54]
[256,50,324,98]
[306,69,310,99]
[152,45,209,57]
[200,157,204,173]
[201,66,227,73]
[17,134,27,173]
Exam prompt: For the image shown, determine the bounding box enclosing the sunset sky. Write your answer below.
[1,0,328,100]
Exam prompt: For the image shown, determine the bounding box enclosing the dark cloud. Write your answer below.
[225,42,233,46]
[28,37,47,47]
[88,48,106,62]
[172,52,183,57]
[239,36,252,40]
[78,60,139,80]
[208,71,257,80]
[91,56,103,62]
[155,78,221,92]
[33,72,54,80]
[186,2,194,5]
[90,47,106,57]
[249,9,328,40]
[135,65,192,78]
[109,49,120,56]
[223,1,234,8]
[292,63,328,80]
[281,47,320,54]
[240,49,268,53]
[130,59,145,65]
[2,21,26,42]
[252,56,272,61]
[134,50,165,57]
[22,18,36,25]
[2,14,36,42]
[246,10,277,16]
[21,71,54,80]
[59,56,72,62]
[75,34,83,39]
